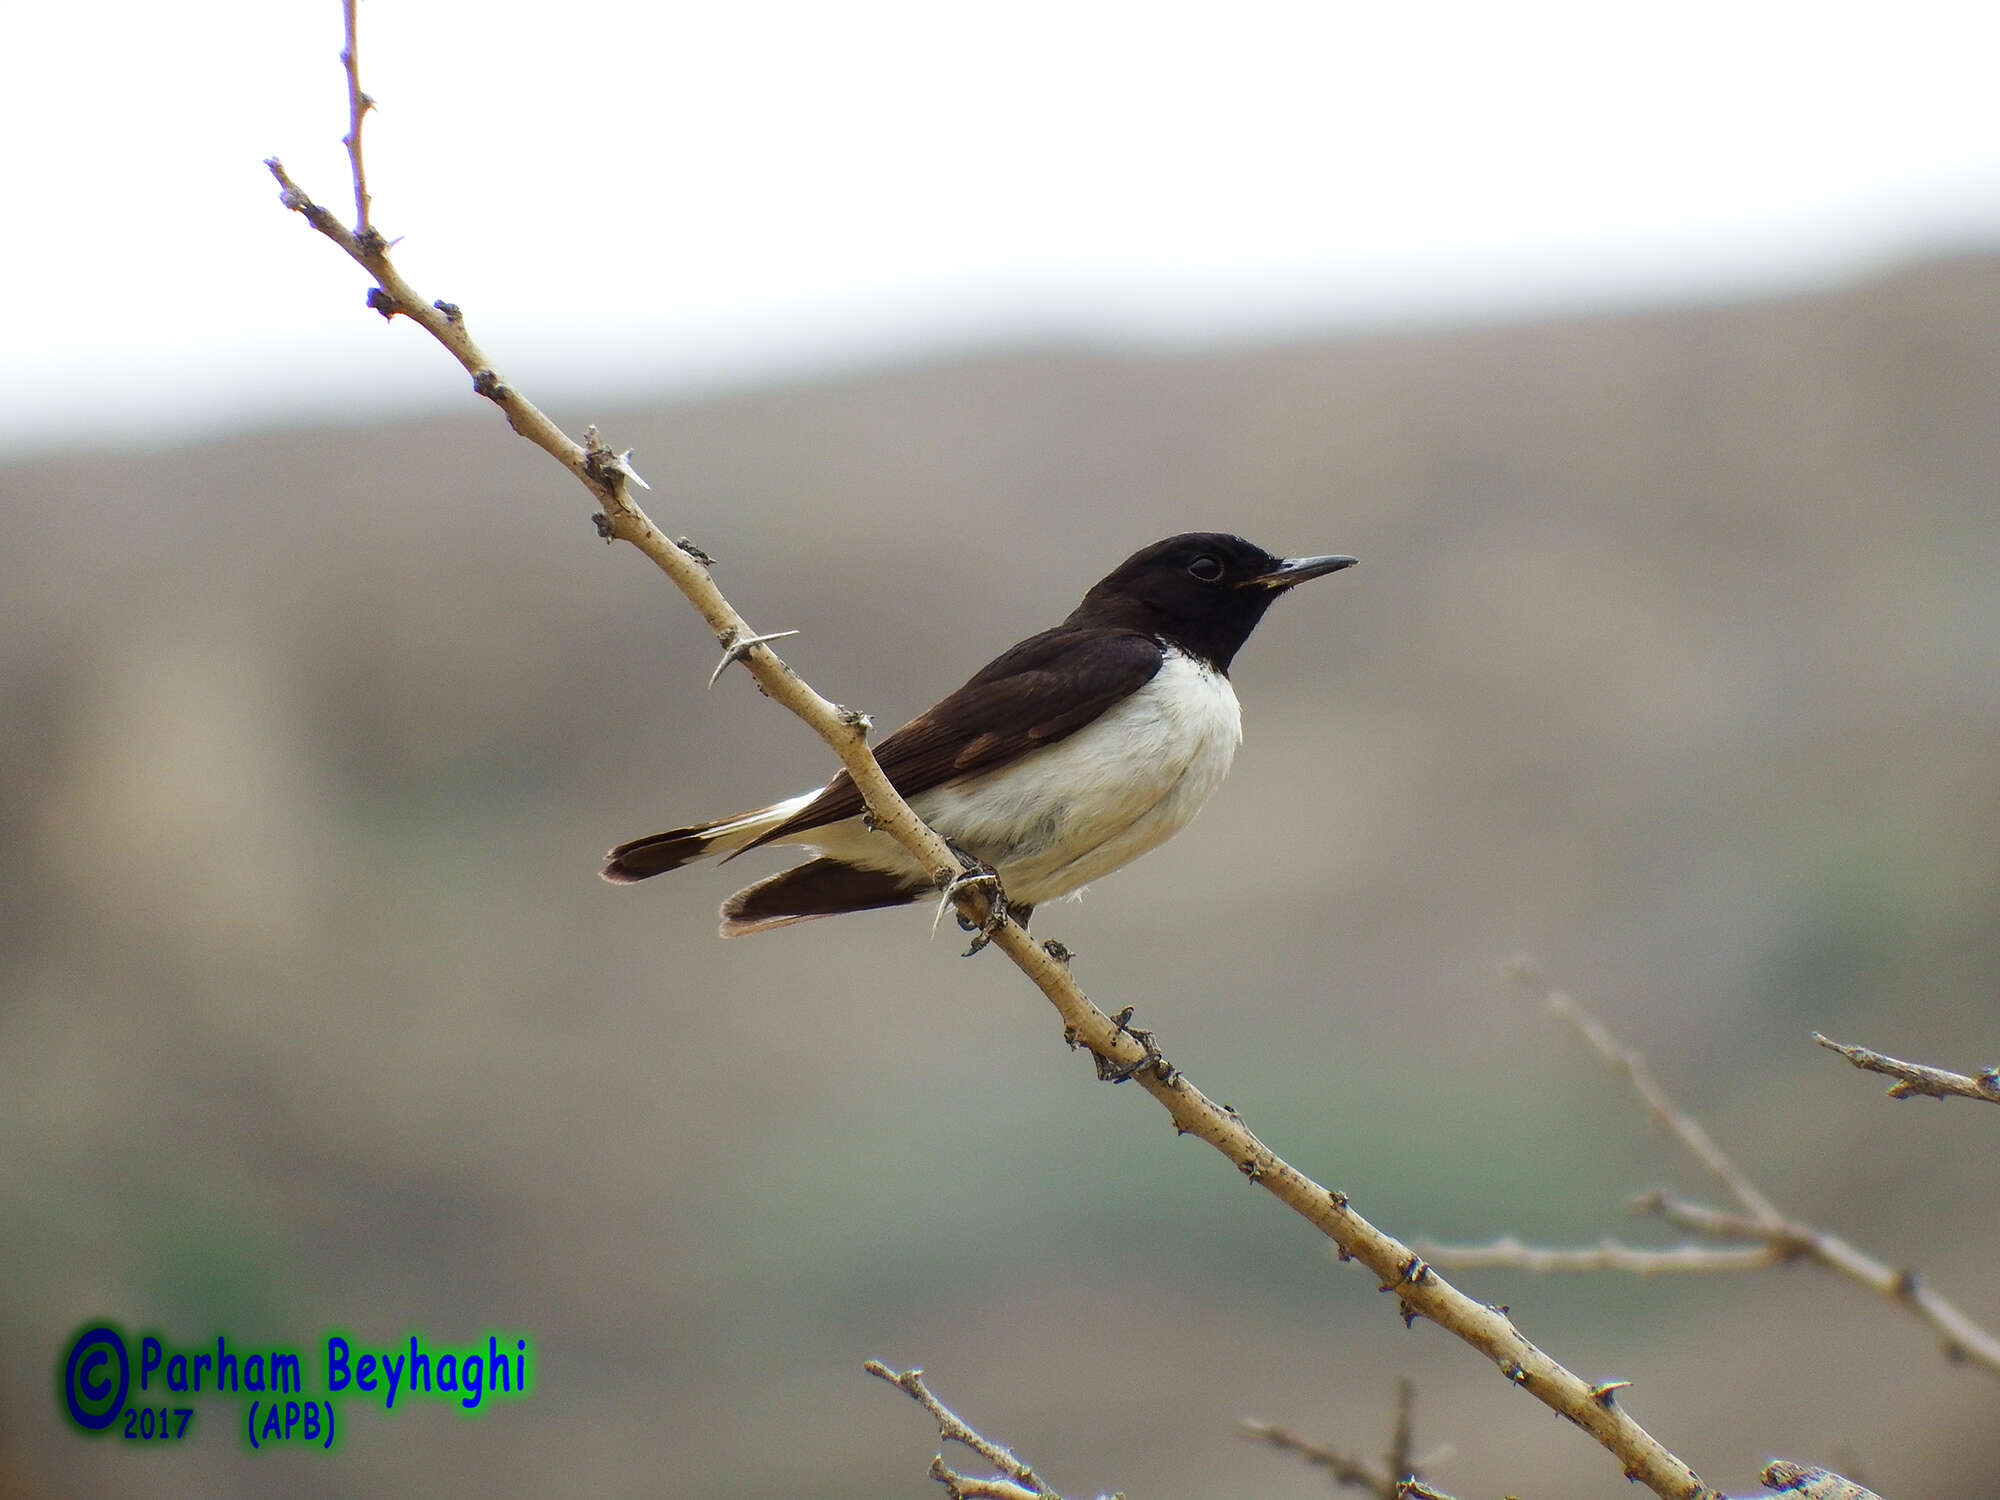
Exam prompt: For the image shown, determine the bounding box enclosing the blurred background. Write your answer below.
[3,1,1997,1496]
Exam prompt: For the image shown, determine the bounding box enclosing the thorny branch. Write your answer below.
[268,12,1889,1496]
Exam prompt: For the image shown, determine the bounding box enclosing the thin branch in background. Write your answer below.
[1503,958,1780,1225]
[1386,1375,1417,1483]
[266,12,1877,1497]
[1633,1188,2000,1374]
[1243,1377,1455,1499]
[862,1362,1077,1500]
[1414,1234,1778,1276]
[338,0,373,236]
[1813,1032,2000,1106]
[1419,965,2000,1382]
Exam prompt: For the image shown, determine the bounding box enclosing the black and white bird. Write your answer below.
[602,533,1355,936]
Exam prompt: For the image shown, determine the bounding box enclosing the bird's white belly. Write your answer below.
[907,651,1243,906]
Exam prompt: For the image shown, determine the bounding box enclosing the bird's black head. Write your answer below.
[1067,532,1357,672]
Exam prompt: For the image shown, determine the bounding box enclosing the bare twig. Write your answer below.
[1633,1189,2000,1373]
[1414,1234,1779,1276]
[1813,1032,2000,1106]
[1243,1378,1449,1499]
[1427,967,2000,1381]
[268,16,1818,1497]
[1386,1376,1416,1482]
[1505,959,1780,1225]
[863,1362,1069,1500]
[1242,1421,1398,1495]
[339,0,372,235]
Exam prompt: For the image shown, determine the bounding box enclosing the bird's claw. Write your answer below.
[1095,1005,1170,1083]
[943,848,1010,956]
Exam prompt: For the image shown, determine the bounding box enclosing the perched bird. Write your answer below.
[603,532,1355,936]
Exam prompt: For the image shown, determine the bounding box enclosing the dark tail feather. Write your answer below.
[720,859,928,937]
[601,822,724,883]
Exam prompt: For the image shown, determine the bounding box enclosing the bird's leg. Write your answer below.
[941,844,1010,956]
[1095,1005,1171,1084]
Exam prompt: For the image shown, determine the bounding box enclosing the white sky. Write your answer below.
[2,0,1996,456]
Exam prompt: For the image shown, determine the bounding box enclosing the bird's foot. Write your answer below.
[1095,1005,1172,1084]
[942,846,1010,956]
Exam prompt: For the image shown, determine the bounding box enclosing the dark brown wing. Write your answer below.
[736,625,1165,853]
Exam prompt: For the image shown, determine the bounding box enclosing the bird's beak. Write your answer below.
[1246,553,1358,589]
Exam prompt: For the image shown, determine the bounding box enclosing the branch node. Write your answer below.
[471,369,506,402]
[432,299,463,323]
[675,536,718,567]
[365,285,399,319]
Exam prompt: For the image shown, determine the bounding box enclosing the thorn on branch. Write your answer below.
[707,628,802,689]
[1589,1379,1632,1406]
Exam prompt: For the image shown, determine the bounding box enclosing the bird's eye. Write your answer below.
[1186,555,1224,582]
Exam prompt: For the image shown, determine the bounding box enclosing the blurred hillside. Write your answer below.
[3,254,1996,1498]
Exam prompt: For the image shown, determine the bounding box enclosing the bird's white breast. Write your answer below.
[907,649,1244,905]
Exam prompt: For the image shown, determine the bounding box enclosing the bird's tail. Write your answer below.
[718,859,930,937]
[599,792,816,884]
